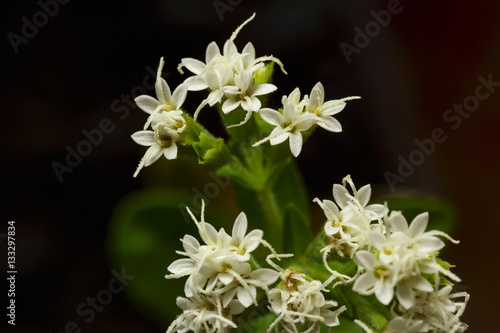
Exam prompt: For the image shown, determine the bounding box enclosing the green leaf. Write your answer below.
[106,188,232,326]
[283,204,312,255]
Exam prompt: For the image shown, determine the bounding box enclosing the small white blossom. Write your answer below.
[385,316,424,333]
[315,175,388,259]
[131,126,179,177]
[352,250,397,305]
[253,101,317,157]
[397,285,470,333]
[267,269,345,333]
[166,294,244,333]
[304,82,360,132]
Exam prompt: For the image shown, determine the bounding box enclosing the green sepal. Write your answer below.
[192,132,232,168]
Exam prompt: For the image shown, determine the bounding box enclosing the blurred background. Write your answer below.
[2,0,499,332]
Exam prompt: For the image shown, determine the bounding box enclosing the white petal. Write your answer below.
[396,283,413,309]
[232,212,248,244]
[353,272,377,293]
[357,185,371,207]
[309,82,324,111]
[135,95,161,114]
[223,287,238,307]
[240,229,263,253]
[408,212,429,238]
[318,117,342,132]
[171,84,188,109]
[333,184,349,208]
[156,78,172,105]
[417,236,445,253]
[369,231,386,250]
[163,143,178,160]
[250,83,277,96]
[355,251,377,270]
[259,108,284,126]
[409,274,433,292]
[180,57,206,75]
[218,272,235,285]
[289,131,303,157]
[167,258,194,275]
[241,96,261,112]
[198,222,218,245]
[222,98,241,113]
[366,204,389,218]
[282,101,298,120]
[237,285,256,307]
[228,299,246,315]
[320,101,346,116]
[249,268,279,285]
[131,130,155,146]
[205,41,220,63]
[144,145,163,166]
[389,212,408,233]
[323,200,340,220]
[181,234,200,255]
[376,281,394,305]
[183,75,208,91]
[269,129,290,146]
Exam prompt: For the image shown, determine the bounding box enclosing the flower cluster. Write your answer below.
[314,175,469,332]
[266,256,345,333]
[131,57,188,177]
[387,284,469,333]
[128,12,469,333]
[253,84,360,157]
[178,13,284,127]
[314,175,388,261]
[166,201,279,332]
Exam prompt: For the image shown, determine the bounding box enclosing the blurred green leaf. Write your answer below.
[106,188,232,326]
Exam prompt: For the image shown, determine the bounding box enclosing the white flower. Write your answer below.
[305,82,360,132]
[385,316,424,333]
[135,57,188,130]
[253,101,317,157]
[332,175,388,222]
[315,175,388,260]
[353,250,397,305]
[399,286,470,333]
[267,269,345,333]
[131,126,179,177]
[166,294,244,333]
[222,70,277,128]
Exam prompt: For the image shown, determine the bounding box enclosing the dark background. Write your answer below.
[2,0,499,332]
